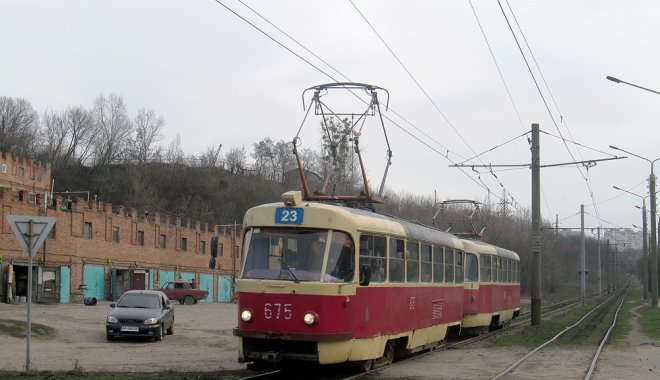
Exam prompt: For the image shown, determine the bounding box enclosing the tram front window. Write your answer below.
[242,228,354,283]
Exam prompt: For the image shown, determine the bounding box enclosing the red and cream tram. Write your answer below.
[234,191,520,369]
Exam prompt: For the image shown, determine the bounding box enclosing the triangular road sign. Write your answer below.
[7,215,56,259]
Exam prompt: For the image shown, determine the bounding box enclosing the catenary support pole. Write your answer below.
[531,124,542,325]
[580,205,586,305]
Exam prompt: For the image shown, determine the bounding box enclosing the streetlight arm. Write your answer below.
[606,75,660,96]
[610,145,651,163]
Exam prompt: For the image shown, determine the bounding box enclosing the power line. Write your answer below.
[349,0,525,209]
[468,0,527,135]
[214,0,501,200]
[497,0,602,223]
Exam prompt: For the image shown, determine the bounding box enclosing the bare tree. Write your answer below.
[198,144,222,167]
[225,146,248,174]
[273,139,296,182]
[0,97,40,157]
[129,108,164,164]
[41,106,94,165]
[320,116,360,193]
[91,93,133,166]
[164,134,185,164]
[252,138,275,179]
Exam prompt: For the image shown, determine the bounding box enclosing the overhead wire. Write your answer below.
[497,0,603,222]
[216,0,497,196]
[349,0,525,209]
[468,0,527,135]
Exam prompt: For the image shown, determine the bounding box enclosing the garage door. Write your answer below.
[218,275,231,303]
[199,274,214,303]
[60,266,70,303]
[83,265,105,300]
[159,271,175,287]
[180,272,195,282]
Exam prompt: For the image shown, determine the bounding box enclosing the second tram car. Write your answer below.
[234,191,520,369]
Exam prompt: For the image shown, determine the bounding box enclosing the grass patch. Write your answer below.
[638,304,660,340]
[0,319,57,339]
[486,291,629,348]
[608,281,642,343]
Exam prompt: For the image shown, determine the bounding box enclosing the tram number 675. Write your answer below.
[264,303,292,320]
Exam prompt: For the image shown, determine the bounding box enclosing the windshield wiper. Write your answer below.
[279,259,299,283]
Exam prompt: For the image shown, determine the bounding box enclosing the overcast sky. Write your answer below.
[2,0,660,238]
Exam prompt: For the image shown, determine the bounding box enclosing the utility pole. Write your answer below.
[606,240,611,294]
[597,227,602,295]
[580,205,586,304]
[531,124,542,325]
[449,123,623,325]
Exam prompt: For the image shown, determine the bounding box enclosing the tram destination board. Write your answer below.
[275,207,304,224]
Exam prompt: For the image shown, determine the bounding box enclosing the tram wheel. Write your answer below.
[383,341,395,365]
[361,359,373,372]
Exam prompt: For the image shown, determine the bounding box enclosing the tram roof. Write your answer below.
[246,199,519,260]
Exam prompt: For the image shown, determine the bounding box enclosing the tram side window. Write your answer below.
[406,241,420,283]
[495,257,502,282]
[359,234,386,283]
[445,249,454,283]
[465,253,479,282]
[433,246,444,283]
[455,251,464,283]
[420,244,432,283]
[389,238,405,283]
[505,259,510,283]
[480,254,492,282]
[515,261,519,283]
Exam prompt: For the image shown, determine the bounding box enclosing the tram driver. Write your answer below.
[326,233,355,282]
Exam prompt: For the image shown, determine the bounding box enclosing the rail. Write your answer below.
[491,285,629,380]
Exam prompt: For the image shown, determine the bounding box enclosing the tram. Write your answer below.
[233,191,520,369]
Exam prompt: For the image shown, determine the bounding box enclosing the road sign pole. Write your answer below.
[26,220,32,373]
[7,215,56,374]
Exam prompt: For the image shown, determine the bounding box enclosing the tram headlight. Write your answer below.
[240,309,253,322]
[303,312,318,326]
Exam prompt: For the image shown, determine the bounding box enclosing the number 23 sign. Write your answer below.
[275,208,304,224]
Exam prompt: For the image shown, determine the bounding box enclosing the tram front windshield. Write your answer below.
[242,228,355,283]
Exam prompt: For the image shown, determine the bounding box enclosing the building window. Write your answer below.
[181,237,188,252]
[159,234,166,248]
[17,167,24,177]
[112,227,120,243]
[137,231,144,246]
[200,240,206,254]
[84,222,92,240]
[219,243,224,256]
[234,245,239,258]
[48,225,56,240]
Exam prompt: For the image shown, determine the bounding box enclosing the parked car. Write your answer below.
[106,290,174,342]
[159,281,208,305]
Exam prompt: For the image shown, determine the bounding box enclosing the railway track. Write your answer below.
[491,285,629,380]
[236,294,608,380]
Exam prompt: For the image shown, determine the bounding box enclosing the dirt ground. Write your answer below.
[0,301,244,373]
[1,301,658,378]
[377,304,660,379]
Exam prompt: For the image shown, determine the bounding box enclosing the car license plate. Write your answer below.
[121,326,139,332]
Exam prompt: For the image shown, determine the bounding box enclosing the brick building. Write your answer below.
[0,152,242,304]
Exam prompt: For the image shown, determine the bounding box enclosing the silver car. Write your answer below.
[106,290,174,342]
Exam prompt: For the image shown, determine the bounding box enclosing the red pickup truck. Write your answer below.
[159,281,208,305]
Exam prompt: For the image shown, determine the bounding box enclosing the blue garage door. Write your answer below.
[199,274,214,303]
[60,266,70,303]
[149,269,155,290]
[159,271,175,287]
[83,265,105,300]
[218,275,232,303]
[180,272,195,282]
